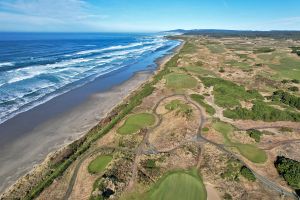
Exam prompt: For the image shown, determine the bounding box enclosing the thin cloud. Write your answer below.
[0,0,109,31]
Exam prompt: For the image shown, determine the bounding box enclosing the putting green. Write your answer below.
[147,169,206,200]
[212,121,267,163]
[117,113,155,135]
[88,155,113,174]
[165,73,197,89]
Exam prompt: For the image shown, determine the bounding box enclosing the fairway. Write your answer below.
[212,121,234,144]
[88,155,113,174]
[212,121,267,163]
[235,144,267,163]
[117,113,156,135]
[165,73,197,89]
[147,169,206,200]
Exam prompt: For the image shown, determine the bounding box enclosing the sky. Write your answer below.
[0,0,300,32]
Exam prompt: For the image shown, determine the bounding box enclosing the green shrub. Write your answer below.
[288,86,299,92]
[224,100,300,122]
[271,90,300,110]
[144,159,156,169]
[200,77,262,108]
[291,79,300,84]
[190,94,216,115]
[219,67,225,73]
[275,156,300,189]
[247,129,262,142]
[253,47,275,54]
[223,193,233,200]
[240,166,256,181]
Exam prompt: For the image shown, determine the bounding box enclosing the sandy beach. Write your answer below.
[0,70,153,193]
[0,40,182,195]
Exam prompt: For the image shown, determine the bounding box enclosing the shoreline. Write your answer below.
[0,39,183,197]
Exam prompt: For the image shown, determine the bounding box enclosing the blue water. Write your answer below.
[0,32,180,124]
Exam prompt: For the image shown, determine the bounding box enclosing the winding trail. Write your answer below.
[62,93,299,200]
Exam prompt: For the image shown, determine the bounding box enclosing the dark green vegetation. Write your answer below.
[275,156,300,190]
[143,159,157,169]
[165,73,197,89]
[200,77,262,108]
[247,129,262,142]
[223,193,233,200]
[288,86,299,92]
[221,159,242,181]
[23,38,188,200]
[88,155,113,174]
[165,99,193,118]
[240,166,256,181]
[224,101,300,122]
[253,47,275,54]
[290,46,300,56]
[221,159,255,182]
[213,122,267,163]
[190,94,216,115]
[117,113,155,135]
[183,29,300,40]
[146,169,207,200]
[271,90,300,110]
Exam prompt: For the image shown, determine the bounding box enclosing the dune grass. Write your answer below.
[88,155,113,174]
[165,99,193,118]
[207,44,226,54]
[190,94,216,116]
[117,113,155,135]
[200,76,263,108]
[165,73,197,89]
[212,121,267,163]
[146,168,206,200]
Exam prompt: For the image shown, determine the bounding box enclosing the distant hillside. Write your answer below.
[181,29,300,39]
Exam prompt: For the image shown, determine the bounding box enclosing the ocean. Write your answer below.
[0,32,180,125]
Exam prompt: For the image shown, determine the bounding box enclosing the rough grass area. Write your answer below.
[165,73,197,89]
[190,94,216,115]
[88,155,113,174]
[225,60,251,69]
[117,113,155,135]
[146,169,207,200]
[165,99,193,118]
[207,44,226,54]
[200,77,262,108]
[184,66,216,76]
[212,121,267,163]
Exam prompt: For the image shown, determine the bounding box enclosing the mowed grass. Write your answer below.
[117,113,155,135]
[212,121,267,163]
[88,155,113,174]
[269,57,300,80]
[146,169,206,200]
[165,73,197,89]
[235,144,267,163]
